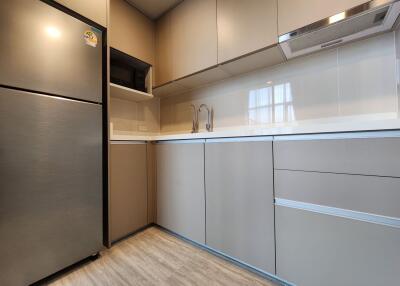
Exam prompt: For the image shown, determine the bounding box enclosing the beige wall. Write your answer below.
[110,97,160,135]
[55,0,108,27]
[160,32,398,133]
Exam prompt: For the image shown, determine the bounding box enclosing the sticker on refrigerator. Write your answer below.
[83,30,98,47]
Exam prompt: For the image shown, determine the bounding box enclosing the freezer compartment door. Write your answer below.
[0,87,103,286]
[0,0,103,103]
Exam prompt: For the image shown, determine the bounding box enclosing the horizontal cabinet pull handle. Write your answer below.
[275,198,400,228]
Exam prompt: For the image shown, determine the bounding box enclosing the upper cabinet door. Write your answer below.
[110,0,155,65]
[278,0,369,35]
[155,13,173,87]
[217,0,278,63]
[54,0,107,27]
[170,0,218,79]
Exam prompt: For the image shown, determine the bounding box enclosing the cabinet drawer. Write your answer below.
[275,170,400,219]
[274,132,400,177]
[276,206,400,286]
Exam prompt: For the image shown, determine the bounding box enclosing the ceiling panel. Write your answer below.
[125,0,183,19]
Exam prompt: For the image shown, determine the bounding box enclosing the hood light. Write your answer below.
[329,12,346,24]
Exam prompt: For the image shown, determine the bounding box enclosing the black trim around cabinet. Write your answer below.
[101,27,110,249]
[40,0,106,31]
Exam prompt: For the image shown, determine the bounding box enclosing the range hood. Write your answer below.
[279,0,400,59]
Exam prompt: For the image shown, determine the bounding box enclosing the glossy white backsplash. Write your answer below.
[110,97,160,135]
[160,32,399,133]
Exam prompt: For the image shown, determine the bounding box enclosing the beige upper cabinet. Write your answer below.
[217,0,278,63]
[110,0,155,65]
[155,13,173,87]
[278,0,369,35]
[54,0,108,27]
[170,0,218,80]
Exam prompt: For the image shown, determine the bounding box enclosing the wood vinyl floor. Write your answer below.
[47,226,278,286]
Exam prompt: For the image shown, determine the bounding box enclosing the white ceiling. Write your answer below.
[125,0,183,19]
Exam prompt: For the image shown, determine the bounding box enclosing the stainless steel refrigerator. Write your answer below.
[0,1,104,285]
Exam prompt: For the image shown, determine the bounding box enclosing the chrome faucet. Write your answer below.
[198,104,213,132]
[190,104,199,133]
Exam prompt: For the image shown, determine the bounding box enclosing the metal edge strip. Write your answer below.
[275,198,400,228]
[203,245,293,286]
[155,225,293,286]
[206,136,273,143]
[273,130,400,141]
[278,0,397,42]
[155,139,206,144]
[0,84,102,105]
[110,141,147,144]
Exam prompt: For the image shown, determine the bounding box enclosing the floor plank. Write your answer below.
[47,227,278,286]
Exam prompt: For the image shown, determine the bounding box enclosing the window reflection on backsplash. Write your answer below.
[248,82,295,125]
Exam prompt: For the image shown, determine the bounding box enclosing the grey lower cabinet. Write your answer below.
[205,138,275,274]
[110,142,148,242]
[275,169,400,218]
[275,206,400,286]
[274,131,400,177]
[273,131,400,286]
[156,140,205,244]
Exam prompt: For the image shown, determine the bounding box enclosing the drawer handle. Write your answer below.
[275,198,400,229]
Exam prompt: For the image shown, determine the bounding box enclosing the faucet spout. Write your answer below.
[199,104,213,132]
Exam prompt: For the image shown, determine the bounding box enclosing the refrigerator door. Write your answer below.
[0,87,103,286]
[0,0,102,103]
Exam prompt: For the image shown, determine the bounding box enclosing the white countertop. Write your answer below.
[110,115,400,142]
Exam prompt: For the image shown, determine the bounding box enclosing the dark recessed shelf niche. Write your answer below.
[110,48,153,102]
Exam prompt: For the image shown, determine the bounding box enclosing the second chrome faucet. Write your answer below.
[190,104,213,133]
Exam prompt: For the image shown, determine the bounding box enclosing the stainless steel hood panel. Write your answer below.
[0,87,103,286]
[0,0,103,103]
[279,0,400,59]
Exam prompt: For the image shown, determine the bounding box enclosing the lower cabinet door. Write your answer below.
[110,142,148,242]
[275,206,400,286]
[205,138,275,274]
[156,141,205,244]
